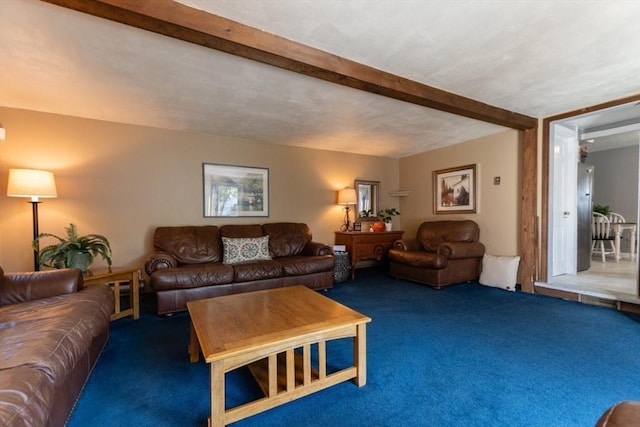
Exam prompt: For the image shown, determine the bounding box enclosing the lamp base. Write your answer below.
[31,201,41,271]
[341,206,352,232]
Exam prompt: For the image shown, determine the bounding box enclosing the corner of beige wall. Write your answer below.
[398,129,521,256]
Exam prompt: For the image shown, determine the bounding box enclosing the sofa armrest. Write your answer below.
[1,268,82,305]
[437,242,486,259]
[145,252,178,276]
[392,239,422,251]
[302,241,333,256]
[596,401,640,427]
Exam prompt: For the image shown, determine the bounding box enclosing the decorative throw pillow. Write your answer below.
[221,236,271,264]
[479,254,520,292]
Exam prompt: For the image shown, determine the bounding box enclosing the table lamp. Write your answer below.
[337,188,357,231]
[7,169,58,271]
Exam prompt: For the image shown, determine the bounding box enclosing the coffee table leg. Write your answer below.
[189,322,200,363]
[210,360,224,427]
[355,323,367,386]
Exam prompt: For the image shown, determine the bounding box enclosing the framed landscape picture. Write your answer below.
[203,163,269,217]
[433,164,476,214]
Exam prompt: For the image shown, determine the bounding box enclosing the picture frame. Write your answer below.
[433,164,476,214]
[203,163,269,217]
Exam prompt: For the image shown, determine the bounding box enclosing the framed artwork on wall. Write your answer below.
[433,164,476,214]
[203,163,269,217]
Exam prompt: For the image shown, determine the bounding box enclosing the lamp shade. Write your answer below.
[7,169,58,201]
[337,188,357,205]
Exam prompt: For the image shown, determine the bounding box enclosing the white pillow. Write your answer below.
[221,236,272,264]
[479,254,520,291]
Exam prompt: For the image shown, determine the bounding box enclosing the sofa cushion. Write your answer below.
[232,260,282,282]
[220,224,264,238]
[417,220,480,252]
[388,250,448,269]
[154,226,222,264]
[0,286,113,387]
[263,223,312,257]
[277,255,335,276]
[150,263,234,291]
[222,236,272,264]
[1,269,82,306]
[0,367,54,427]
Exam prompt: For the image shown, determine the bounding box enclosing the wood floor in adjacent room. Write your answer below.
[537,256,639,306]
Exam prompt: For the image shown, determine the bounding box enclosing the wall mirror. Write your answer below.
[355,180,380,219]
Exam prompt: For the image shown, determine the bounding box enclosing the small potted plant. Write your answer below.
[33,223,112,273]
[359,209,374,218]
[377,208,400,231]
[593,204,611,216]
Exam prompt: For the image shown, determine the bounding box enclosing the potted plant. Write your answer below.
[377,208,400,231]
[593,204,611,216]
[33,223,112,273]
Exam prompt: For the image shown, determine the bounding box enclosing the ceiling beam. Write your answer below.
[42,0,537,131]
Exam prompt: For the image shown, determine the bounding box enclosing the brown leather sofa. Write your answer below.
[145,223,335,315]
[0,267,114,427]
[388,220,485,288]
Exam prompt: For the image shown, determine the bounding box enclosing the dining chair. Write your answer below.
[607,212,626,224]
[592,212,616,262]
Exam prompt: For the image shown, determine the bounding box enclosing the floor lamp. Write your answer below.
[337,188,357,232]
[7,169,58,271]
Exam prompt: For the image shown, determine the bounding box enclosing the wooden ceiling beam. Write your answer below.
[42,0,537,130]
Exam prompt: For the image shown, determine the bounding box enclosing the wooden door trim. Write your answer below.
[539,94,640,283]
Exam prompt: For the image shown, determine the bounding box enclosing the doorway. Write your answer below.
[542,99,640,301]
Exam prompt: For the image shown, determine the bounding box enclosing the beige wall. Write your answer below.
[0,107,399,273]
[399,129,522,256]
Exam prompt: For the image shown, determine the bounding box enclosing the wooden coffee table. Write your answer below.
[187,285,371,427]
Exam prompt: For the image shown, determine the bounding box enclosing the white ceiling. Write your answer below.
[1,0,639,158]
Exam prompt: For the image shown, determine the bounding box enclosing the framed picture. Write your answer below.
[433,164,476,214]
[203,163,269,217]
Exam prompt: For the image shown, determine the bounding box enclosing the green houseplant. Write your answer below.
[377,208,400,223]
[593,204,611,216]
[377,208,400,231]
[33,223,112,273]
[359,209,374,218]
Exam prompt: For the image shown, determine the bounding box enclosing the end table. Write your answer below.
[84,267,140,321]
[335,230,404,279]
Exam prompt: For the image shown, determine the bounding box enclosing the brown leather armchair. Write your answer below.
[388,220,485,289]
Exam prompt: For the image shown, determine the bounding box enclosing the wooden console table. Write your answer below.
[84,267,140,321]
[335,230,404,279]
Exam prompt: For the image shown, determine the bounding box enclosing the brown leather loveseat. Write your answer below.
[145,222,335,315]
[0,267,114,427]
[388,220,485,288]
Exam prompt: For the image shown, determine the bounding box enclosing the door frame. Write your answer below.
[539,94,640,291]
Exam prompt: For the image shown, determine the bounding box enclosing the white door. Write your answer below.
[550,123,578,278]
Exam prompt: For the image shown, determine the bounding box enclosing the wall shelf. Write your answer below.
[388,191,409,197]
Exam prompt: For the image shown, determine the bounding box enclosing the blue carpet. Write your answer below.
[68,268,640,426]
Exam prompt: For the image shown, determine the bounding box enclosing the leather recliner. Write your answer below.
[388,220,485,289]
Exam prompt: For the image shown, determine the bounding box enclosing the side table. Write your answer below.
[84,267,140,321]
[335,231,404,279]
